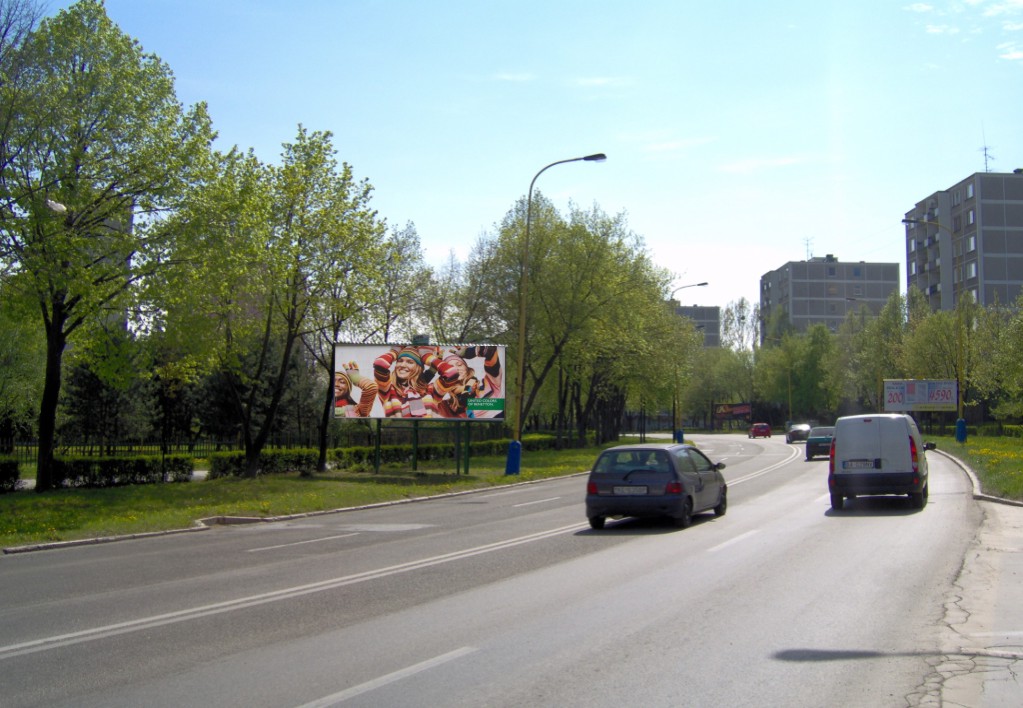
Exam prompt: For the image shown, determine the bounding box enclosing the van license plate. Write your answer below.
[614,486,647,495]
[844,460,874,470]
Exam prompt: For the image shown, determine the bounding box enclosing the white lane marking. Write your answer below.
[0,523,587,660]
[513,497,561,508]
[728,446,802,485]
[247,533,360,553]
[708,530,761,553]
[294,646,478,707]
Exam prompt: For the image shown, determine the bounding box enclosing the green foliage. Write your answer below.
[50,454,192,488]
[0,456,19,492]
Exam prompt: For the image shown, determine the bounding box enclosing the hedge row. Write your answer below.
[49,455,194,488]
[208,435,563,478]
[1,457,17,493]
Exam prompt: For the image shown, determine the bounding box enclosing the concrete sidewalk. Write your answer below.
[929,453,1023,707]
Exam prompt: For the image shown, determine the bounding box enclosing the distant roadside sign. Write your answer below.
[883,379,957,412]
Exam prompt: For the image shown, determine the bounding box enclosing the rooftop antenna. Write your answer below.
[804,236,813,260]
[981,125,994,172]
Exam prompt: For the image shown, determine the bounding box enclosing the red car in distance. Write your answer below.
[748,422,771,438]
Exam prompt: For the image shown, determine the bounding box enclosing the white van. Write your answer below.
[828,413,936,511]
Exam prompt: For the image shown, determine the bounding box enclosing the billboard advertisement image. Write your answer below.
[883,379,957,412]
[333,344,506,421]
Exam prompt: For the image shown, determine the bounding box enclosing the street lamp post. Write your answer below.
[669,281,708,300]
[507,153,606,475]
[667,282,708,440]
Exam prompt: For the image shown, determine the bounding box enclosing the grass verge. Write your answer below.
[0,443,614,549]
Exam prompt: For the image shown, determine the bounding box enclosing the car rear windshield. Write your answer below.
[593,450,671,474]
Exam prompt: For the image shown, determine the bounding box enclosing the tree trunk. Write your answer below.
[315,347,336,474]
[35,312,68,493]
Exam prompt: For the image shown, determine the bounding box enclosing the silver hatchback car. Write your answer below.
[585,444,727,530]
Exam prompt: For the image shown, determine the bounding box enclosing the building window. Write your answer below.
[852,266,862,278]
[827,266,836,277]
[968,209,975,225]
[967,183,974,199]
[967,261,977,279]
[968,235,976,252]
[910,239,917,252]
[910,261,917,275]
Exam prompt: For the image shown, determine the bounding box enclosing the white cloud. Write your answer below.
[492,73,534,82]
[573,76,631,88]
[983,0,1023,18]
[716,156,803,175]
[925,23,961,33]
[997,40,1023,58]
[906,3,935,12]
[643,137,716,154]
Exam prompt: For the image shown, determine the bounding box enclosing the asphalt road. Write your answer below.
[0,434,982,707]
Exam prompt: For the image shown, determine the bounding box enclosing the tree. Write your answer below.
[0,282,43,449]
[0,0,214,490]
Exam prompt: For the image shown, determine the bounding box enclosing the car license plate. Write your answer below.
[614,485,647,495]
[843,460,875,470]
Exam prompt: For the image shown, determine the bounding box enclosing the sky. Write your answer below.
[51,0,1023,309]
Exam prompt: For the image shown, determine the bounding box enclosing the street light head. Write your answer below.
[583,153,607,162]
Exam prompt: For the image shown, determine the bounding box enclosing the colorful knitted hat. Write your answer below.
[396,347,423,367]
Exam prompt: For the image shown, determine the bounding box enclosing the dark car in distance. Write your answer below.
[586,444,727,530]
[785,423,812,443]
[748,422,771,438]
[805,426,835,460]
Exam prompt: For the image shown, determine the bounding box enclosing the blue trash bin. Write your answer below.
[955,418,967,443]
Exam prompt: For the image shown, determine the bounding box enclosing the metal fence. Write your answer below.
[3,421,512,466]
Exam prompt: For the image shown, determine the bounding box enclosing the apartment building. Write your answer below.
[673,305,720,347]
[904,170,1023,310]
[759,256,899,337]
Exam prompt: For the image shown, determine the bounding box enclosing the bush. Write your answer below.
[328,434,559,470]
[51,454,193,488]
[208,448,321,479]
[0,456,18,493]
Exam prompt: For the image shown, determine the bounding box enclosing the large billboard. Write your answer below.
[883,379,957,412]
[333,344,506,421]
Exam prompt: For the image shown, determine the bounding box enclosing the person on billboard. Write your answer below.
[333,361,377,418]
[437,346,504,419]
[373,346,458,418]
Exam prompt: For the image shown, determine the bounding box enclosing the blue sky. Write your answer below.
[55,0,1023,308]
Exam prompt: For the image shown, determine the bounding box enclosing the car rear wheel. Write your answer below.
[588,516,606,530]
[830,491,844,511]
[713,489,727,517]
[674,498,694,528]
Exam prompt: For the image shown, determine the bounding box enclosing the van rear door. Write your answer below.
[837,417,882,472]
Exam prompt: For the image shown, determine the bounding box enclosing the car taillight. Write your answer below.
[665,481,683,495]
[909,436,919,474]
[587,481,598,495]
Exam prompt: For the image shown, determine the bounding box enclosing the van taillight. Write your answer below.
[909,436,919,474]
[665,481,683,495]
[829,439,836,473]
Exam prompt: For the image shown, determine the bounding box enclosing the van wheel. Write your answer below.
[830,492,844,511]
[910,487,927,510]
[589,516,606,530]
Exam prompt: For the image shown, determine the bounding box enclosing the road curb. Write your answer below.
[935,449,1023,508]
